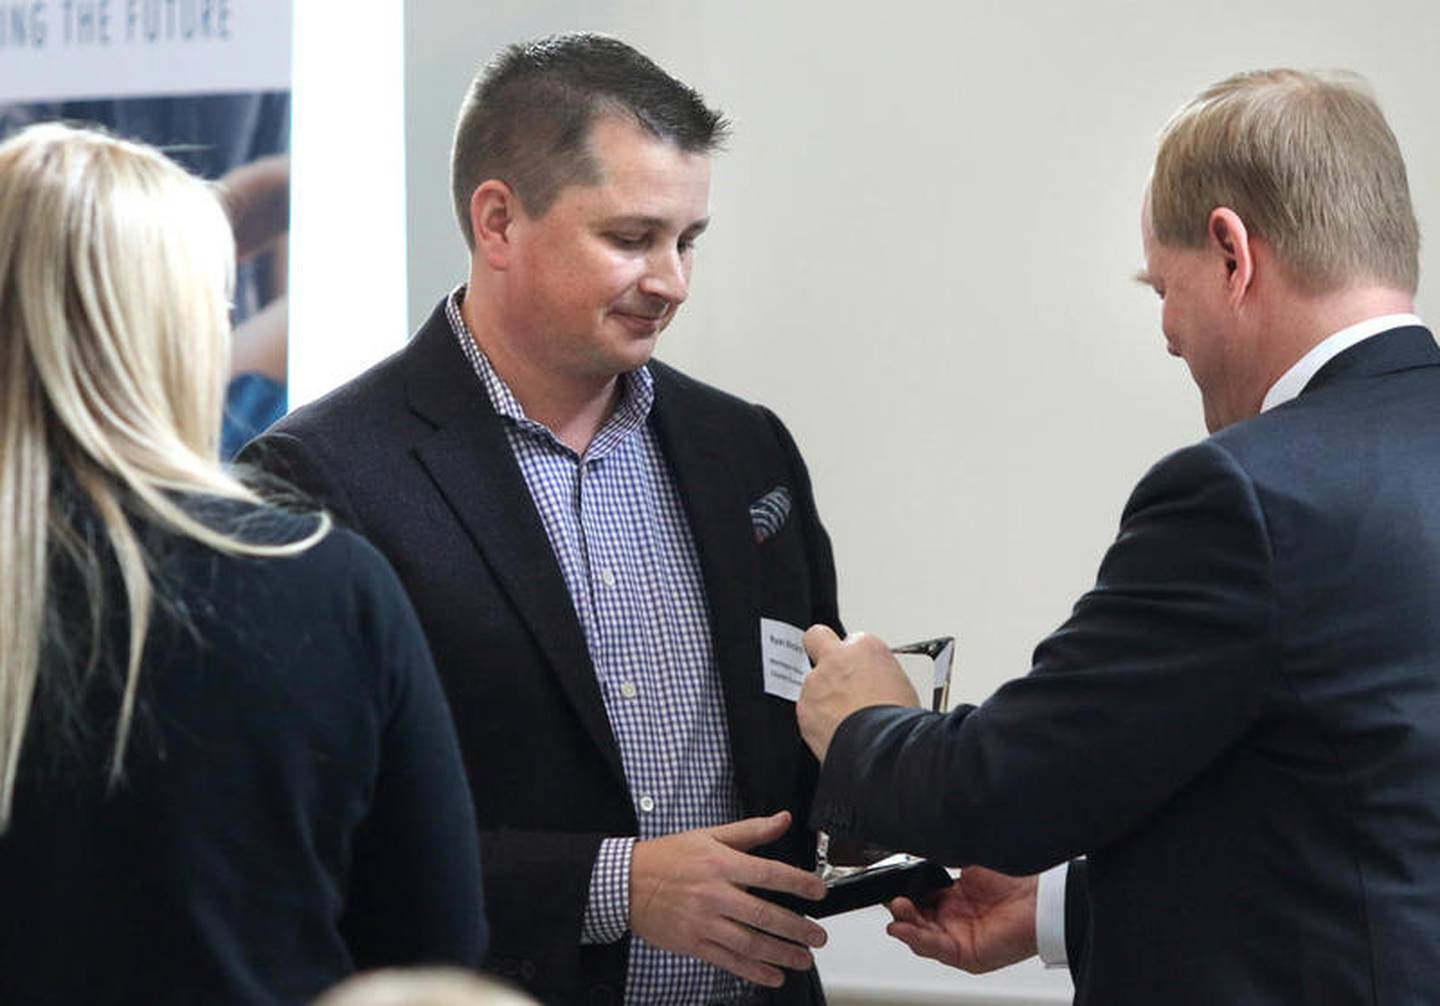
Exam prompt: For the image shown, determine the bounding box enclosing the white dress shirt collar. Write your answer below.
[1260,313,1425,413]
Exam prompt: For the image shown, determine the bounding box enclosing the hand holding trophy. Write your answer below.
[779,633,958,918]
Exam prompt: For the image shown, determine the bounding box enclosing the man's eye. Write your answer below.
[608,233,647,249]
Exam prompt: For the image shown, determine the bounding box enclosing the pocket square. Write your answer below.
[749,486,793,543]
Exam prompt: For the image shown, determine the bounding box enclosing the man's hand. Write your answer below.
[797,626,920,762]
[629,811,828,988]
[885,866,1039,973]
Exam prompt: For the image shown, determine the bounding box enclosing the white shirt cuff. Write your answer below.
[581,836,635,945]
[1035,861,1070,968]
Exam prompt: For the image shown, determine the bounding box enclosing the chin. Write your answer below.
[591,344,657,379]
[616,329,664,359]
[627,345,660,371]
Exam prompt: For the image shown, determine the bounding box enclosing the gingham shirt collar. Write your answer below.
[444,286,654,460]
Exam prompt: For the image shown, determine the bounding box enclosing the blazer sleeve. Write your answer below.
[810,439,1281,874]
[338,533,488,968]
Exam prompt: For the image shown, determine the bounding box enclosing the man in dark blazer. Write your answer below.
[242,35,836,1006]
[795,69,1440,1004]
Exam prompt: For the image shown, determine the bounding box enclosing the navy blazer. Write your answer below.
[241,300,840,1004]
[812,327,1440,1004]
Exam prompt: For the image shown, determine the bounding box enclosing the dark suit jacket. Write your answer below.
[0,502,485,1005]
[241,299,840,1004]
[812,326,1440,1004]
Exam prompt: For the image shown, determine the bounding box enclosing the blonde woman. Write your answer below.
[0,123,486,1003]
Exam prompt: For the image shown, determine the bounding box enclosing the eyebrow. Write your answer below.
[602,215,711,235]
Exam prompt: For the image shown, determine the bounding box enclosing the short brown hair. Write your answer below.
[450,33,729,249]
[1150,69,1419,294]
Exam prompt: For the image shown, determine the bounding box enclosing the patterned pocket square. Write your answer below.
[749,486,793,543]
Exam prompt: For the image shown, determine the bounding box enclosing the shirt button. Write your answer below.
[600,569,617,587]
[619,682,638,700]
[638,796,655,813]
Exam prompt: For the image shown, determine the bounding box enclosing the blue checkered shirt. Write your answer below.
[447,291,751,1004]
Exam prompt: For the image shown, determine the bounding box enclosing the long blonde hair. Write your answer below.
[0,123,326,829]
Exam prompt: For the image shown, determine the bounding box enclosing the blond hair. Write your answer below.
[0,123,326,830]
[314,968,538,1006]
[1150,68,1420,294]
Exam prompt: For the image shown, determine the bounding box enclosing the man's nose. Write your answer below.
[638,247,689,305]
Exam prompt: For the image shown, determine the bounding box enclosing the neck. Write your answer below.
[1253,283,1415,403]
[460,285,619,454]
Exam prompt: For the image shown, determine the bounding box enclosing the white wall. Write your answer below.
[290,2,407,405]
[398,2,1440,1001]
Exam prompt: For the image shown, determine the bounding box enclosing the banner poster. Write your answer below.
[1,0,294,458]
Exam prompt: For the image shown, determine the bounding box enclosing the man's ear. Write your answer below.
[471,180,521,270]
[1208,207,1254,306]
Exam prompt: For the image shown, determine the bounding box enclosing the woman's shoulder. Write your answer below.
[154,497,420,686]
[172,495,407,619]
[177,493,326,546]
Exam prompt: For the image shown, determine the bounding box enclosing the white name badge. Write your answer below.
[760,618,810,701]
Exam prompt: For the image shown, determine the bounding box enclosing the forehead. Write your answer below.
[560,115,711,220]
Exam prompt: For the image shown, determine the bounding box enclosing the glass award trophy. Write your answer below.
[770,637,958,918]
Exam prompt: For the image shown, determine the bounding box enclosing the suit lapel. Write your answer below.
[403,312,626,790]
[649,365,770,814]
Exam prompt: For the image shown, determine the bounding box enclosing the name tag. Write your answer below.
[760,617,809,701]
